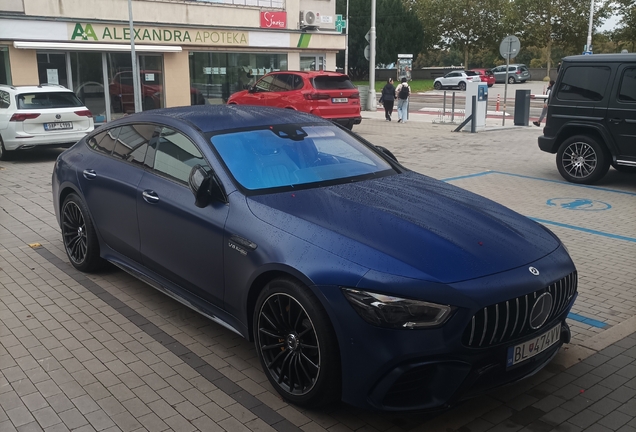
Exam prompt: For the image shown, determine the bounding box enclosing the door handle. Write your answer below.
[142,190,159,203]
[83,169,96,179]
[609,118,623,124]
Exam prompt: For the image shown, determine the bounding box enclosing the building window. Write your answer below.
[189,52,287,105]
[0,46,11,85]
[191,0,284,8]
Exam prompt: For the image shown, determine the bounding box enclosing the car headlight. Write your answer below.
[342,288,454,329]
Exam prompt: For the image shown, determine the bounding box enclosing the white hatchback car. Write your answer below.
[433,70,481,91]
[0,84,94,160]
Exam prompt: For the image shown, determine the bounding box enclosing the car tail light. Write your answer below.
[516,70,521,74]
[304,93,331,100]
[467,77,473,81]
[350,92,360,99]
[10,113,41,122]
[74,109,93,118]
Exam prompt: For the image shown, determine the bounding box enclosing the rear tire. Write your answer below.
[0,137,12,161]
[556,135,610,184]
[508,76,516,84]
[459,82,466,91]
[254,277,341,408]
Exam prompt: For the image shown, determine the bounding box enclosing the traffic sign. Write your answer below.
[500,35,521,59]
[365,30,371,42]
[364,45,370,61]
[582,51,593,55]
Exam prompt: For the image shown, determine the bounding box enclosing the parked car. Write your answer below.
[491,64,531,83]
[109,70,205,113]
[0,84,94,161]
[52,105,577,411]
[538,53,636,184]
[469,68,495,87]
[433,70,481,91]
[227,71,361,130]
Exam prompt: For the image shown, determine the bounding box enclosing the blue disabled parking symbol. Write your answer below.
[546,198,611,211]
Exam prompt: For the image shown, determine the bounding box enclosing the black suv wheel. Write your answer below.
[556,135,610,184]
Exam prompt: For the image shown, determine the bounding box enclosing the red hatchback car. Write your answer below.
[227,71,362,129]
[469,69,495,87]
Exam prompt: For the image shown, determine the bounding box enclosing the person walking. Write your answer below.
[534,80,555,127]
[380,78,395,121]
[395,77,410,123]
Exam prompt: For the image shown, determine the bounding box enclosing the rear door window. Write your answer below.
[556,66,611,102]
[0,90,9,109]
[113,123,158,164]
[312,76,355,90]
[618,67,636,102]
[17,92,84,109]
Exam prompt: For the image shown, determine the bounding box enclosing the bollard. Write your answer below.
[442,91,447,117]
[496,94,500,112]
[451,92,456,123]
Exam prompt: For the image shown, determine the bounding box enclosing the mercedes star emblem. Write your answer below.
[529,293,553,329]
[529,266,540,276]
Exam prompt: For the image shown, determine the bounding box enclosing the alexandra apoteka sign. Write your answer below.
[260,12,286,29]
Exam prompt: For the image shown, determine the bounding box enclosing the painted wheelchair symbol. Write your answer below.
[546,198,612,211]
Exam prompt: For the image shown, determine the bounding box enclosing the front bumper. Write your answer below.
[314,246,577,411]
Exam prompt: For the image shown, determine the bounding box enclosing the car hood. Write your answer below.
[247,171,560,284]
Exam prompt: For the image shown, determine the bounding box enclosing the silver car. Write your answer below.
[491,64,531,84]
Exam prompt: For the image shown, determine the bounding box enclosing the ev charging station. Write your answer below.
[465,81,488,131]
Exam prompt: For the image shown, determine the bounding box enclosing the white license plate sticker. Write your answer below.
[332,98,348,103]
[44,122,73,131]
[507,323,561,367]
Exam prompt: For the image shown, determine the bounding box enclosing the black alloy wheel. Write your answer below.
[254,278,340,407]
[434,81,442,90]
[459,82,466,91]
[61,194,103,272]
[557,135,610,184]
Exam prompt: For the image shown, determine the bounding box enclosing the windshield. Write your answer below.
[210,124,394,191]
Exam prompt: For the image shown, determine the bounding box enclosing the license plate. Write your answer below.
[506,323,561,367]
[44,122,73,131]
[332,98,348,103]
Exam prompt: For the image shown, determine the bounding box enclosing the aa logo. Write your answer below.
[71,23,98,41]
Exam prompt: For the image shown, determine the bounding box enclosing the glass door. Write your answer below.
[0,46,11,85]
[300,55,325,71]
[71,52,106,123]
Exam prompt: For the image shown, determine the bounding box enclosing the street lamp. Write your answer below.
[367,0,376,111]
[128,0,142,112]
[586,0,594,52]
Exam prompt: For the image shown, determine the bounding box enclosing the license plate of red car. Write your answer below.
[332,98,348,103]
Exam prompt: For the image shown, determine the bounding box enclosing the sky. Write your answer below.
[598,14,621,32]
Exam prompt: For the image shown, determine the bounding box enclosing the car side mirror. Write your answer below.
[188,165,227,207]
[248,86,256,93]
[376,145,398,162]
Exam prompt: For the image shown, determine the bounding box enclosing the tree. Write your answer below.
[512,0,612,78]
[336,0,425,79]
[410,0,509,68]
[613,0,636,51]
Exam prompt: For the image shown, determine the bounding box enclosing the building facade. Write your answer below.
[0,0,344,123]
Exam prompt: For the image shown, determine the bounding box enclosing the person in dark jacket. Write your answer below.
[380,78,395,121]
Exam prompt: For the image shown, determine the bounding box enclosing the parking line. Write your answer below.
[442,171,636,197]
[567,312,607,328]
[529,217,636,243]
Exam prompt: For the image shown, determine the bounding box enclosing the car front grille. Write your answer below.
[462,271,577,348]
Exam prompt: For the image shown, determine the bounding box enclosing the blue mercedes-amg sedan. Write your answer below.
[52,105,577,411]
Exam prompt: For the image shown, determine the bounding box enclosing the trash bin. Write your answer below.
[357,85,369,111]
[514,89,531,126]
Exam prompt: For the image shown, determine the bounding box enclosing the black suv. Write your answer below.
[538,53,636,184]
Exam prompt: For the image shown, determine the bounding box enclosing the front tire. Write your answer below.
[434,81,442,90]
[254,277,341,407]
[61,194,104,272]
[556,135,610,184]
